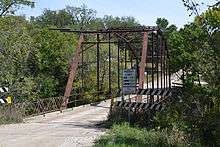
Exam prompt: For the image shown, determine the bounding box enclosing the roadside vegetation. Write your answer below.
[0,3,138,103]
[94,123,201,147]
[96,1,220,146]
[0,0,219,146]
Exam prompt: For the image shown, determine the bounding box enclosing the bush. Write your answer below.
[94,123,200,147]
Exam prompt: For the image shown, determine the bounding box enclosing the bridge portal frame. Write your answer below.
[51,26,171,110]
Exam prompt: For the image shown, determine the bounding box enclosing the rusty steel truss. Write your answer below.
[0,26,172,122]
[52,26,171,110]
[0,26,172,121]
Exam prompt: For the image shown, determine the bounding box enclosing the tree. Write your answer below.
[33,9,73,27]
[0,0,34,16]
[156,18,177,36]
[65,4,97,30]
[0,16,38,100]
[101,15,138,28]
[159,5,220,146]
[0,15,77,100]
[156,18,169,30]
[32,28,76,97]
[182,0,220,16]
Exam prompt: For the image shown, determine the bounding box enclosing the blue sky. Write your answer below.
[18,0,215,28]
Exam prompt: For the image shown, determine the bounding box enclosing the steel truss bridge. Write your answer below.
[1,26,177,120]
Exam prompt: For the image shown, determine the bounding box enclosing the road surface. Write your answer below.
[0,100,110,147]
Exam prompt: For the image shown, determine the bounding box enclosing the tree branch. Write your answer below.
[0,1,17,16]
[209,1,220,8]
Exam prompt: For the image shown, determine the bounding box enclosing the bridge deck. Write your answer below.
[0,100,110,147]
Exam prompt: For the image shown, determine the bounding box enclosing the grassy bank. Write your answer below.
[94,123,201,147]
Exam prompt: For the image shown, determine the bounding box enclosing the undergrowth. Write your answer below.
[94,123,201,147]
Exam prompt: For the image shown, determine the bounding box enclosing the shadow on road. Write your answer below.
[60,120,107,130]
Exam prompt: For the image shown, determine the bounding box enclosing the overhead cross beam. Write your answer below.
[49,26,160,34]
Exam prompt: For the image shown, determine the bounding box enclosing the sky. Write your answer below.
[18,0,215,28]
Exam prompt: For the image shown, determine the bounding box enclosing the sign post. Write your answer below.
[122,69,137,125]
[122,69,137,96]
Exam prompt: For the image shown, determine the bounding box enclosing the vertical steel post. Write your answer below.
[139,32,148,89]
[138,32,148,102]
[135,48,139,96]
[81,42,84,107]
[109,33,112,94]
[97,34,100,98]
[160,36,163,89]
[156,33,159,89]
[151,33,154,89]
[125,43,127,69]
[109,33,114,111]
[136,50,139,73]
[165,41,168,89]
[151,32,154,103]
[130,49,133,68]
[163,39,166,89]
[156,32,159,101]
[81,43,84,90]
[117,42,120,92]
[146,63,149,89]
[146,42,149,102]
[167,42,171,89]
[146,50,149,103]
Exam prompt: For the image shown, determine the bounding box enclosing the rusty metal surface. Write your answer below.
[62,34,84,108]
[52,26,171,110]
[50,26,160,34]
[0,26,173,125]
[139,32,148,89]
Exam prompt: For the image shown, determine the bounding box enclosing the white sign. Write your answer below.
[122,69,136,94]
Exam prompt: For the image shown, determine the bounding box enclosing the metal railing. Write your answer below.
[0,96,64,122]
[0,90,118,123]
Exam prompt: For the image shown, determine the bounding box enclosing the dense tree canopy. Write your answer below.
[156,4,220,146]
[0,5,139,102]
[0,2,219,146]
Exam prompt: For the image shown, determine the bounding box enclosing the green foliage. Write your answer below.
[32,4,97,29]
[157,5,220,146]
[65,4,96,30]
[94,123,199,147]
[0,16,37,100]
[0,2,218,147]
[153,72,220,146]
[31,4,139,31]
[102,15,139,29]
[0,16,76,101]
[156,18,169,31]
[35,75,58,98]
[0,0,34,16]
[0,4,139,103]
[32,9,73,27]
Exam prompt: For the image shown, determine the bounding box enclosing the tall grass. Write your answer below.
[94,123,201,147]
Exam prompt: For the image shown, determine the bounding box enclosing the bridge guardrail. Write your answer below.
[0,90,118,123]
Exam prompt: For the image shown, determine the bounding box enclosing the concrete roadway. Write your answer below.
[0,100,110,147]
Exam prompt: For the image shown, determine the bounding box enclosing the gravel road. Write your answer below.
[0,100,110,147]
